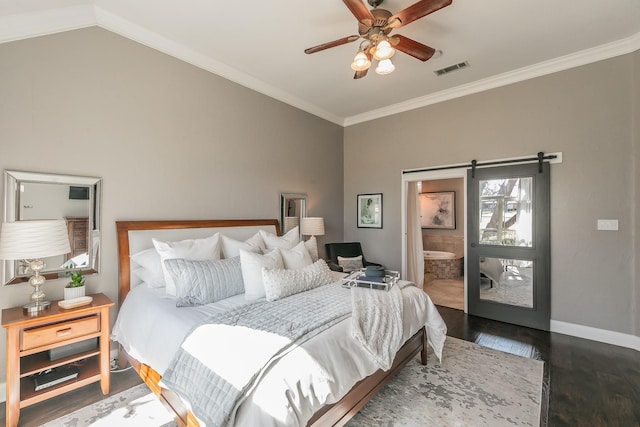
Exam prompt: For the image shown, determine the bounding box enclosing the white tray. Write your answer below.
[341,269,399,291]
[58,296,93,309]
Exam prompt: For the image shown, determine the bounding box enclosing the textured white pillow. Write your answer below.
[131,248,165,288]
[239,248,284,301]
[338,255,363,273]
[262,259,333,301]
[259,226,299,250]
[153,233,222,296]
[221,232,265,258]
[164,257,244,307]
[280,241,313,270]
[304,236,319,262]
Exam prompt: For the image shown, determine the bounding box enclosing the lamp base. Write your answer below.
[23,300,51,315]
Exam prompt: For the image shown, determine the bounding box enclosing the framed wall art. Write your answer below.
[357,193,382,229]
[419,191,455,229]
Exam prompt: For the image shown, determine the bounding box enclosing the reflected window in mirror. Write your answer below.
[2,170,102,285]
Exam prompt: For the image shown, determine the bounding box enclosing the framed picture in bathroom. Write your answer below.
[357,193,383,228]
[420,191,455,229]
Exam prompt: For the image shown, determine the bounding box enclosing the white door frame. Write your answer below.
[401,168,469,313]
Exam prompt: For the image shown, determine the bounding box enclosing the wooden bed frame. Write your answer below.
[115,219,427,427]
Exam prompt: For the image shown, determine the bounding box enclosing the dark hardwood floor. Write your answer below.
[0,366,143,427]
[2,307,639,426]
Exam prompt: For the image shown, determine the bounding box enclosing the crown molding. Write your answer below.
[343,31,640,127]
[1,5,637,128]
[0,5,96,44]
[94,7,343,126]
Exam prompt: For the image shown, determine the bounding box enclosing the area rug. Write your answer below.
[347,337,544,426]
[44,337,543,427]
[41,384,177,427]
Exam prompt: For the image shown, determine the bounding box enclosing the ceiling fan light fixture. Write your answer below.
[372,39,395,61]
[375,58,395,75]
[350,51,371,71]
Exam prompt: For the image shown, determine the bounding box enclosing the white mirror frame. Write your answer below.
[280,192,307,238]
[2,170,102,285]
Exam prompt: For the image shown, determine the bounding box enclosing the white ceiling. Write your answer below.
[1,0,639,126]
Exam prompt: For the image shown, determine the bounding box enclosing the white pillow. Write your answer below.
[280,241,313,270]
[163,257,244,307]
[131,248,165,288]
[262,260,333,301]
[239,248,284,301]
[153,233,222,296]
[221,232,265,258]
[338,255,363,273]
[304,236,319,262]
[133,267,166,289]
[259,226,299,250]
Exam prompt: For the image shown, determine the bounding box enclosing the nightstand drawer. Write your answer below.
[21,315,100,351]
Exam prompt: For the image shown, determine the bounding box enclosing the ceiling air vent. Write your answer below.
[434,61,469,76]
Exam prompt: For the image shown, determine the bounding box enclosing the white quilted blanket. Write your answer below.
[351,280,447,370]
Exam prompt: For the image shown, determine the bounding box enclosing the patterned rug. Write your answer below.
[45,337,543,427]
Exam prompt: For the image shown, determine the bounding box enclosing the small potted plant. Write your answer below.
[64,269,86,300]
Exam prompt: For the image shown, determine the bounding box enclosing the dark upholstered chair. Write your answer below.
[324,242,383,272]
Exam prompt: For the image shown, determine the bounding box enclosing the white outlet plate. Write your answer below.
[597,219,618,231]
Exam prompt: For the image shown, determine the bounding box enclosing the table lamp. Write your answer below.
[283,216,300,234]
[301,217,325,239]
[0,220,71,313]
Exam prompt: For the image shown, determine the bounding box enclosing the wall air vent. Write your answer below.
[434,61,469,76]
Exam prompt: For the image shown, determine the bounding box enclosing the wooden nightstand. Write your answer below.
[1,293,114,427]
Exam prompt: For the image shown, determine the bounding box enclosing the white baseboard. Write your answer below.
[551,320,640,351]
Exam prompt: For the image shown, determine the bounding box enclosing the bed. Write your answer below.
[113,219,446,427]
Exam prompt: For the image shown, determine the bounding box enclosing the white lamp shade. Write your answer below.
[373,39,395,61]
[301,217,325,236]
[375,58,395,75]
[350,51,371,71]
[284,216,300,233]
[0,220,71,260]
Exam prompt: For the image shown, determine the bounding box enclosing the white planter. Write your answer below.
[64,286,86,300]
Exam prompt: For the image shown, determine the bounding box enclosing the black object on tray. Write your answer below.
[364,265,385,278]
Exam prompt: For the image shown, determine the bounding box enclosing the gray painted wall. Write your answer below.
[0,28,344,383]
[344,53,639,337]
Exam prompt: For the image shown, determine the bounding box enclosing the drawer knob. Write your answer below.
[56,328,72,337]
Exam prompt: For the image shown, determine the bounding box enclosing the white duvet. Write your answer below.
[112,278,446,427]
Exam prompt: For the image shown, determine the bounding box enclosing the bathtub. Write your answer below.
[423,250,456,260]
[423,251,463,279]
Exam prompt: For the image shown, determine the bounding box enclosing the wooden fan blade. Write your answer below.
[354,68,369,79]
[386,0,452,29]
[304,35,360,54]
[391,34,436,61]
[343,0,375,24]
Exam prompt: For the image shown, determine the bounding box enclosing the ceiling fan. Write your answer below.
[305,0,452,79]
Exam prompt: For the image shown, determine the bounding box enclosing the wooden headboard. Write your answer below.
[115,219,280,306]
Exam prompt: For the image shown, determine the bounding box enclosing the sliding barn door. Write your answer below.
[467,163,550,330]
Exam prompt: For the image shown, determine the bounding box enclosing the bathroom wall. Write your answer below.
[420,178,464,257]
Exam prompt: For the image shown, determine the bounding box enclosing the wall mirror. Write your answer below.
[2,170,102,285]
[280,192,307,235]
